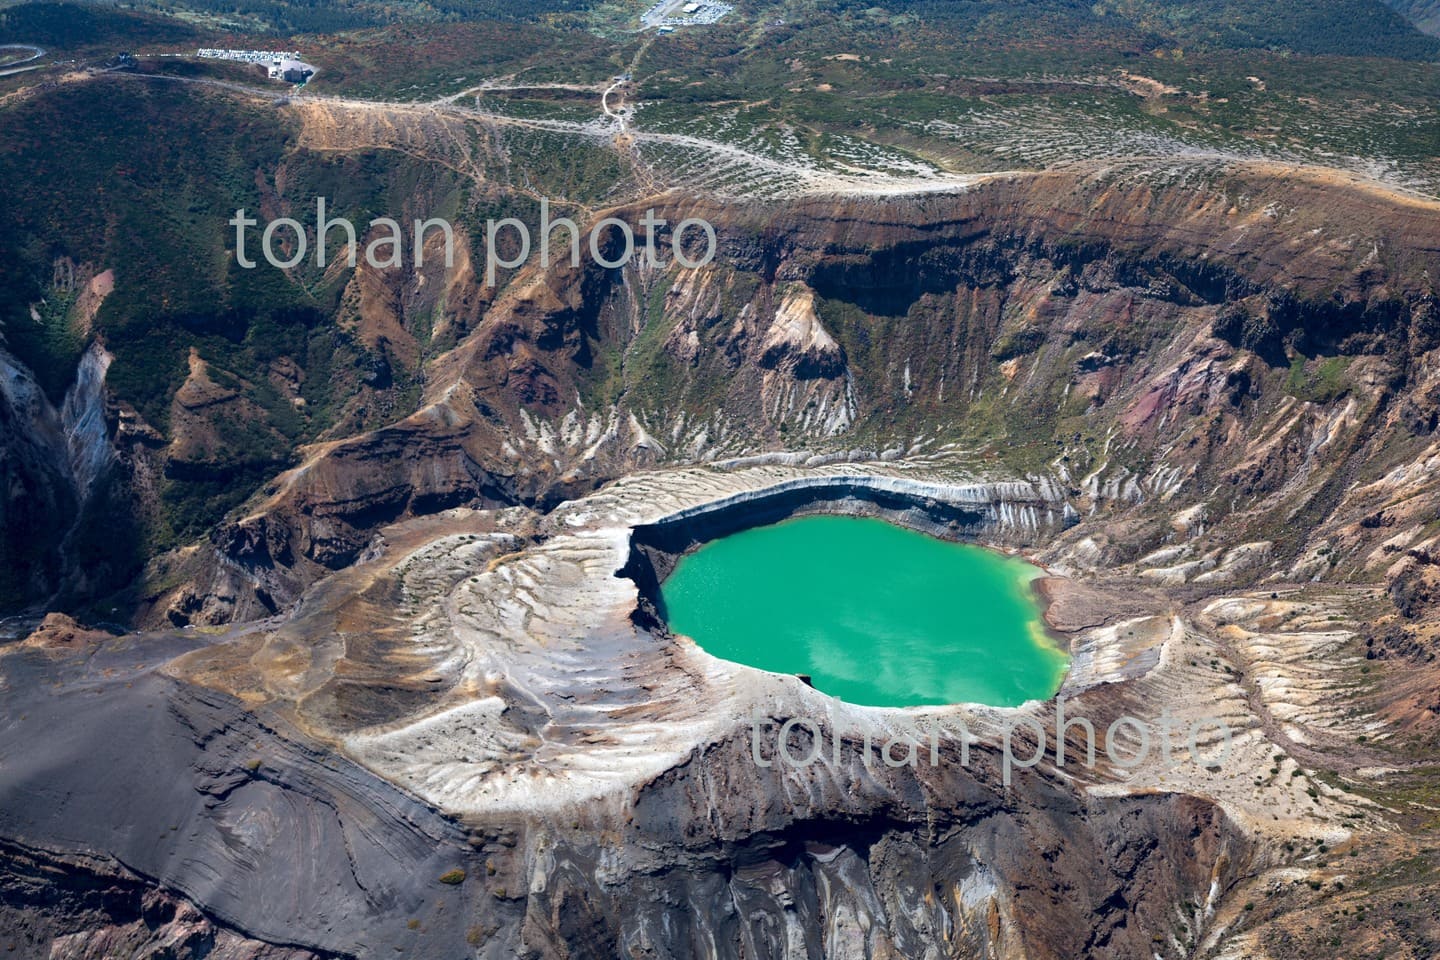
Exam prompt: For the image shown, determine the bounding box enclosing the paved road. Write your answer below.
[601,78,629,128]
[0,44,44,78]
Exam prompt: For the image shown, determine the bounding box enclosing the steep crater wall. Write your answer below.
[101,166,1440,637]
[619,474,1077,627]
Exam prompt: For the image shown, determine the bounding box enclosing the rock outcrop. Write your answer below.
[130,163,1440,641]
[5,121,1440,957]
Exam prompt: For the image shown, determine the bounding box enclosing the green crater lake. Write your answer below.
[658,515,1070,708]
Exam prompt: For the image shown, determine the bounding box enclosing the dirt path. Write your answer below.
[93,63,1440,206]
[105,66,999,198]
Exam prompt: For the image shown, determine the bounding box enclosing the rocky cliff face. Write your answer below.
[6,156,1440,958]
[1,452,1400,959]
[0,346,76,609]
[0,839,332,960]
[0,342,126,613]
[0,464,1260,960]
[157,164,1440,636]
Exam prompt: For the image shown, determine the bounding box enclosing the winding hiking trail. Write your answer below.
[59,53,1440,206]
[98,64,995,199]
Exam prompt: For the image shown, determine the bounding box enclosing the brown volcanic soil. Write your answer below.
[154,162,1440,958]
[6,108,1440,955]
[1034,575,1162,633]
[20,611,110,652]
[157,162,1440,628]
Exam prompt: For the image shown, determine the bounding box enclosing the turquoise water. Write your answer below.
[658,515,1070,707]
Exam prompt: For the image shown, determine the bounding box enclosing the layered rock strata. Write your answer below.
[1,457,1397,958]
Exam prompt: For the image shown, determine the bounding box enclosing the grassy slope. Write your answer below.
[0,0,1435,598]
[0,1,200,46]
[0,0,601,34]
[631,0,1440,189]
[0,78,455,550]
[1387,0,1440,34]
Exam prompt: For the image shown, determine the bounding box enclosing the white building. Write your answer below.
[268,58,313,83]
